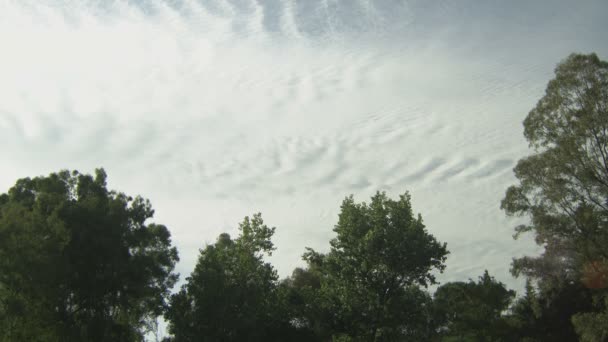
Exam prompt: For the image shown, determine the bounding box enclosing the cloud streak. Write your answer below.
[1,0,607,295]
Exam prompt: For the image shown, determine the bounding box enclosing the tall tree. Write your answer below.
[0,169,179,341]
[165,214,303,341]
[304,191,448,341]
[501,53,608,340]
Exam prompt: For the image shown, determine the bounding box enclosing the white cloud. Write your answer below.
[1,0,607,303]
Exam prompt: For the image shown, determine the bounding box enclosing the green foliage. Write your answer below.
[432,271,516,341]
[501,52,608,341]
[0,169,179,341]
[303,191,448,341]
[165,214,306,341]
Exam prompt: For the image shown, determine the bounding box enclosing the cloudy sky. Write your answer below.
[1,0,607,294]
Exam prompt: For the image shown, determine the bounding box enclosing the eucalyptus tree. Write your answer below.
[502,53,608,340]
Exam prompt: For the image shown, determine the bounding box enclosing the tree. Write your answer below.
[507,279,596,342]
[507,280,541,342]
[432,271,516,341]
[303,191,448,341]
[501,53,608,340]
[279,265,331,341]
[165,214,303,341]
[0,169,179,341]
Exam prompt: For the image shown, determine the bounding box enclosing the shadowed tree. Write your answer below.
[508,279,595,342]
[0,169,179,341]
[432,271,516,341]
[279,264,332,341]
[165,214,307,341]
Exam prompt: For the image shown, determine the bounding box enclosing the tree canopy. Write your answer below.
[432,271,516,341]
[165,214,308,341]
[302,191,448,341]
[0,169,179,341]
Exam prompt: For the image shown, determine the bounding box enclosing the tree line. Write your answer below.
[1,53,606,341]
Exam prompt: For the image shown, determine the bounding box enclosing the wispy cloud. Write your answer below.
[1,0,606,291]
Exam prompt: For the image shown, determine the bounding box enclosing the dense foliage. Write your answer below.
[164,214,310,341]
[1,52,606,341]
[0,169,179,341]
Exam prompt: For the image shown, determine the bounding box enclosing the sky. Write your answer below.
[1,0,607,301]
